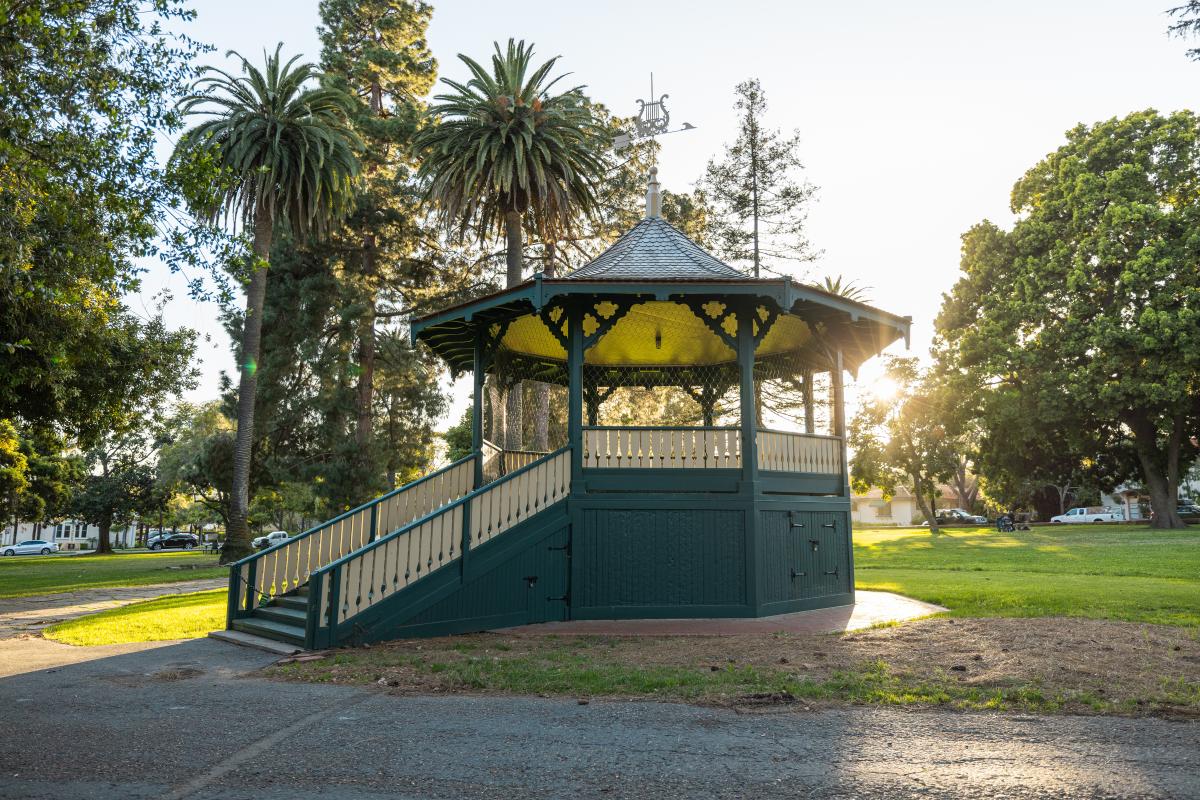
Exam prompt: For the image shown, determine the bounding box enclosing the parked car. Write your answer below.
[147,532,200,550]
[2,540,58,556]
[1150,503,1200,524]
[1050,506,1124,524]
[252,530,289,549]
[921,509,986,526]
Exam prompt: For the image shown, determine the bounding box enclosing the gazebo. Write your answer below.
[226,169,910,648]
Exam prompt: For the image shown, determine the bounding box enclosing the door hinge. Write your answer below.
[547,594,570,603]
[547,544,569,551]
[790,568,806,580]
[822,522,836,529]
[823,567,839,577]
[789,511,805,528]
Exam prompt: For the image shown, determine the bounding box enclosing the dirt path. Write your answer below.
[0,578,226,640]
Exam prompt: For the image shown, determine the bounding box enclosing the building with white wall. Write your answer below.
[851,487,918,526]
[2,520,140,550]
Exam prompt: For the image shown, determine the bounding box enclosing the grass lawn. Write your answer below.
[43,589,227,646]
[853,524,1200,627]
[264,522,1200,715]
[0,551,224,599]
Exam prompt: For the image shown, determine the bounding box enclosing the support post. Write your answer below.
[567,303,585,491]
[802,369,815,434]
[472,328,485,490]
[737,303,761,615]
[737,306,759,490]
[831,349,849,494]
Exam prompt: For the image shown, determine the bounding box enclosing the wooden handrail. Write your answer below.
[229,455,476,614]
[312,446,571,636]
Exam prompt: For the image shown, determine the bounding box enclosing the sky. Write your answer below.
[142,0,1200,425]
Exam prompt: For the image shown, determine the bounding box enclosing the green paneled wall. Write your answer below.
[573,507,747,611]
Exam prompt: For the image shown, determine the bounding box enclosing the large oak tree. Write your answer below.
[936,110,1200,528]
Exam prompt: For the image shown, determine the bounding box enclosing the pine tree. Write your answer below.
[319,0,437,470]
[702,79,818,277]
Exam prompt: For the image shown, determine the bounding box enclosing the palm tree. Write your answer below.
[175,45,360,563]
[417,39,608,449]
[819,274,870,303]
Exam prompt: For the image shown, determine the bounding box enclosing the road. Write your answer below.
[1,638,1197,799]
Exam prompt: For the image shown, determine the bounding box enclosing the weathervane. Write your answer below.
[613,73,696,151]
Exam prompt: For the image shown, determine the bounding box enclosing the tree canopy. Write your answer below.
[936,109,1200,528]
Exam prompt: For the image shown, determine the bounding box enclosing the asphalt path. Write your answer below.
[1,638,1197,799]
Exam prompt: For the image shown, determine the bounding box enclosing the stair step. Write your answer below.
[256,605,308,627]
[231,616,305,646]
[294,585,309,597]
[274,595,309,612]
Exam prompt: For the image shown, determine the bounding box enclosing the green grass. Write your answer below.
[0,551,224,599]
[853,524,1200,625]
[43,589,227,646]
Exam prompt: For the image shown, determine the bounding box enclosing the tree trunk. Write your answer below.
[97,516,112,555]
[354,233,377,455]
[353,81,384,470]
[487,377,504,445]
[912,477,939,534]
[531,243,556,452]
[503,210,524,449]
[1129,412,1186,529]
[749,113,760,278]
[226,212,273,564]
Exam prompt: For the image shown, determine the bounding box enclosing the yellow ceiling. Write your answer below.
[497,301,812,367]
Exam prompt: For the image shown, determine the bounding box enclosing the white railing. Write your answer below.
[470,449,570,546]
[234,456,475,611]
[582,427,742,469]
[756,429,842,475]
[323,448,571,628]
[481,439,548,481]
[503,448,548,474]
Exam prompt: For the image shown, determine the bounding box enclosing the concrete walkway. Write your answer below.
[0,578,226,640]
[0,637,1196,799]
[501,590,944,636]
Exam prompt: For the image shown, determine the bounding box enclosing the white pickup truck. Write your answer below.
[1049,506,1124,524]
[252,530,290,549]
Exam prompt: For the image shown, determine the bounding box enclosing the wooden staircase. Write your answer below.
[230,585,309,646]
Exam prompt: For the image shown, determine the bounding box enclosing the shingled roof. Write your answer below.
[564,217,745,281]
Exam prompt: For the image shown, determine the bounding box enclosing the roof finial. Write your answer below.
[645,166,662,219]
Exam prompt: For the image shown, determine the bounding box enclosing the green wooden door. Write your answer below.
[528,524,570,623]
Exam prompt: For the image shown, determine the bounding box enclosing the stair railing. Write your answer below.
[306,446,571,648]
[226,454,476,624]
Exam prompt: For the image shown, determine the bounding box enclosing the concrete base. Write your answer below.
[498,590,945,636]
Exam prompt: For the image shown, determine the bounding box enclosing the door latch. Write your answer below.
[524,575,538,588]
[808,539,820,551]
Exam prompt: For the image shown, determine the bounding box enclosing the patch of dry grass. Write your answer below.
[265,617,1200,717]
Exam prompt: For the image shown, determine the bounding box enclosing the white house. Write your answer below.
[851,487,918,526]
[2,519,139,550]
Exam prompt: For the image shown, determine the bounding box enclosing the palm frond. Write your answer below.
[173,42,362,239]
